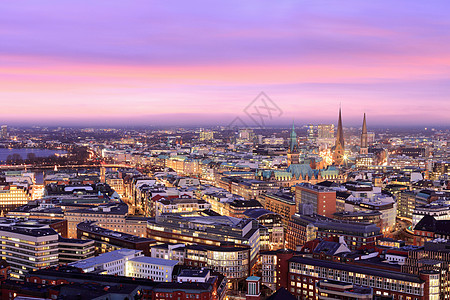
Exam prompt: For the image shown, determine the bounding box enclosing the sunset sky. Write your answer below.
[1,0,450,127]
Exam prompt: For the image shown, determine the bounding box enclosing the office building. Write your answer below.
[184,243,251,287]
[77,221,157,255]
[58,237,95,264]
[147,214,260,266]
[0,222,59,279]
[151,243,186,263]
[1,125,7,140]
[25,265,227,300]
[288,256,438,299]
[258,191,296,229]
[70,249,178,281]
[155,197,211,216]
[295,183,337,218]
[64,202,147,238]
[0,184,31,214]
[244,208,284,251]
[317,280,372,299]
[317,124,334,139]
[286,213,382,250]
[398,190,417,221]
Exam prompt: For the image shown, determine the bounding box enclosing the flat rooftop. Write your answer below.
[70,249,141,269]
[129,256,179,267]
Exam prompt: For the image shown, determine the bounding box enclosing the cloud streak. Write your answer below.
[1,0,450,126]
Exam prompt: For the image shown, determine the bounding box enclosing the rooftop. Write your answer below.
[70,249,141,270]
[289,256,424,283]
[129,256,179,267]
[178,268,210,278]
[77,221,155,243]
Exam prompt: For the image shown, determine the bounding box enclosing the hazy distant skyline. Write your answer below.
[2,1,450,126]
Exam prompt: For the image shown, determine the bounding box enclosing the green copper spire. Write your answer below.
[290,121,298,152]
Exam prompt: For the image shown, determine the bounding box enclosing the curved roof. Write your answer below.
[244,208,278,219]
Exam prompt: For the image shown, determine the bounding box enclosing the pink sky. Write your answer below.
[1,0,450,126]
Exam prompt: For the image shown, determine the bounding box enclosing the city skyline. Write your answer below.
[1,2,450,298]
[2,0,450,126]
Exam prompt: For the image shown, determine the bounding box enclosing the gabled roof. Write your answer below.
[414,215,436,232]
[287,164,317,179]
[266,287,296,300]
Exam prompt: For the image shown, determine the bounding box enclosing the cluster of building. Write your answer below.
[0,110,450,299]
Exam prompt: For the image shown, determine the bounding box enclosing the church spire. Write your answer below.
[360,113,368,154]
[333,106,345,165]
[289,121,298,153]
[287,121,299,166]
[336,107,344,148]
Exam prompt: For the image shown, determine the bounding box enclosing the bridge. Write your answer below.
[0,163,134,170]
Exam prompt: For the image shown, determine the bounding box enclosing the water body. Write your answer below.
[0,148,67,163]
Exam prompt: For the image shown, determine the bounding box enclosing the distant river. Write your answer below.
[0,148,67,163]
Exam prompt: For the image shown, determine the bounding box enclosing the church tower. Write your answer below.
[287,122,300,166]
[333,107,345,165]
[360,113,368,154]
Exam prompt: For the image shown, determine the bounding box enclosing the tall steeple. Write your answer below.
[287,121,299,166]
[289,121,298,153]
[360,113,368,154]
[336,107,344,148]
[333,107,345,165]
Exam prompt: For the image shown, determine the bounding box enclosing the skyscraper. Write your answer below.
[360,113,368,154]
[0,125,7,140]
[333,108,345,165]
[287,122,299,166]
[317,124,334,139]
[307,124,315,142]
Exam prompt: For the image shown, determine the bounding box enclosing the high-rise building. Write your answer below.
[333,108,345,165]
[367,132,375,144]
[0,125,7,140]
[307,124,315,141]
[287,122,299,166]
[360,113,368,154]
[239,129,254,141]
[317,124,334,139]
[199,130,214,141]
